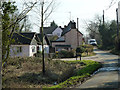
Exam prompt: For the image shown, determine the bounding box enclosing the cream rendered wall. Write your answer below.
[10,45,37,57]
[10,44,49,57]
[52,27,63,37]
[10,45,29,57]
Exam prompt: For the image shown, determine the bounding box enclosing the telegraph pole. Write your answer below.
[103,10,105,25]
[116,8,119,40]
[77,18,79,46]
[116,8,120,50]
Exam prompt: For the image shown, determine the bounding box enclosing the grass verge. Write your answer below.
[47,60,102,89]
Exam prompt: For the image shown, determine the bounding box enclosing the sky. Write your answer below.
[15,0,120,35]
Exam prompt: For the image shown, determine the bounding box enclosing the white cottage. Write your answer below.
[10,32,50,57]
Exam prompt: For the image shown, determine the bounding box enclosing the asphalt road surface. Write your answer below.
[77,48,120,89]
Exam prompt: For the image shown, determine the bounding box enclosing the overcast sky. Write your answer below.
[15,0,120,35]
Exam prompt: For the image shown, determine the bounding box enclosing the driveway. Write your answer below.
[77,48,120,89]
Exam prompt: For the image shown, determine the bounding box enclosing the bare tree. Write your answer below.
[19,15,32,32]
[84,15,102,44]
[31,0,58,75]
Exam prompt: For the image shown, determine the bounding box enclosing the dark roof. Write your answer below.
[11,32,36,45]
[43,25,57,34]
[36,34,50,45]
[61,21,76,36]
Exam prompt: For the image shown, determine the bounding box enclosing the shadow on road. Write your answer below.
[78,81,120,90]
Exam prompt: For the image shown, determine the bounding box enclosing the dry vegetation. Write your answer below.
[2,57,86,88]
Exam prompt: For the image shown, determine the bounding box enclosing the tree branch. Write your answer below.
[44,8,53,22]
[43,0,54,14]
[5,2,37,30]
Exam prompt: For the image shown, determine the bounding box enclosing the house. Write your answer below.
[52,26,63,37]
[43,21,58,36]
[10,32,50,57]
[43,21,63,38]
[36,33,50,53]
[52,21,83,51]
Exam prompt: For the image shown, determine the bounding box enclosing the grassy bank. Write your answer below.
[46,60,102,88]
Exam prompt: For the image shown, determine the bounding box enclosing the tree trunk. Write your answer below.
[41,1,45,75]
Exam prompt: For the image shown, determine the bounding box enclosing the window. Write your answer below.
[32,46,35,52]
[17,46,22,53]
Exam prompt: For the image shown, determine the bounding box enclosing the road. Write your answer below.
[55,48,120,89]
[77,48,120,89]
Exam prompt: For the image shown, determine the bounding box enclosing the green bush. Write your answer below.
[58,50,74,58]
[84,45,93,55]
[76,46,85,54]
[76,45,93,56]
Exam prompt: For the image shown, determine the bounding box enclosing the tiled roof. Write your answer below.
[61,21,76,36]
[11,32,36,45]
[43,25,57,34]
[11,33,50,45]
